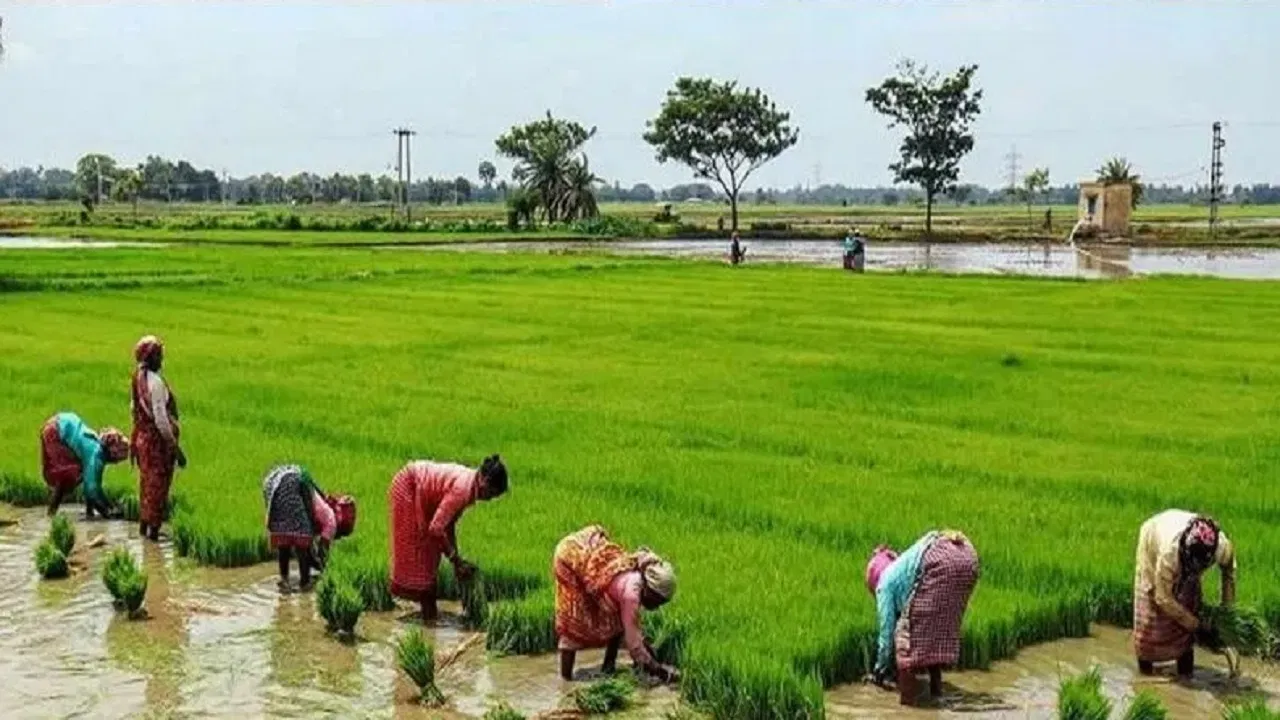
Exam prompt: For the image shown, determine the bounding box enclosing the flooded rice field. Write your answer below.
[412,239,1280,280]
[0,236,159,249]
[3,507,1275,718]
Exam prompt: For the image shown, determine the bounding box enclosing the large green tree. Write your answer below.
[478,160,497,189]
[112,165,144,218]
[75,153,118,204]
[643,77,799,233]
[865,60,983,235]
[1096,157,1144,208]
[495,111,599,222]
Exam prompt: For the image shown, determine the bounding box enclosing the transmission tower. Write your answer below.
[1004,145,1021,194]
[1209,121,1225,237]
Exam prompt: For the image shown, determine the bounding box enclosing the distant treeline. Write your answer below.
[3,155,1280,206]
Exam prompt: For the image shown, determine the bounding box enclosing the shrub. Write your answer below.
[34,540,69,579]
[395,627,445,705]
[1057,667,1110,720]
[315,573,364,638]
[49,513,75,556]
[573,676,635,714]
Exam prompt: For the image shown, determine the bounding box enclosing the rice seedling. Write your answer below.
[395,627,446,706]
[483,701,527,720]
[1057,667,1111,720]
[1122,690,1168,720]
[6,247,1280,717]
[102,547,148,615]
[1201,605,1276,657]
[314,572,363,638]
[572,677,635,714]
[48,513,75,556]
[460,574,489,628]
[1222,699,1280,720]
[33,539,68,579]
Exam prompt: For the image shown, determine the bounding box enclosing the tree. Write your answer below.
[1020,167,1050,220]
[643,77,798,233]
[495,111,599,222]
[1096,157,1144,208]
[865,60,983,235]
[453,176,472,204]
[75,154,118,204]
[478,160,496,189]
[553,156,600,221]
[113,166,144,218]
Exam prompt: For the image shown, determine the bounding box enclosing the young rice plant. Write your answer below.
[395,627,445,706]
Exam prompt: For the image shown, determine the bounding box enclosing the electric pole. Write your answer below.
[1004,145,1021,195]
[1209,121,1225,238]
[393,127,416,222]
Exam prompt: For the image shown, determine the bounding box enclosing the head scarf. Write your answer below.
[134,335,164,368]
[1180,516,1220,576]
[865,545,898,596]
[640,555,677,601]
[98,427,130,463]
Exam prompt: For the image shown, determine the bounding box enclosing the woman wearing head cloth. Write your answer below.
[388,454,509,621]
[39,411,129,518]
[553,525,680,683]
[865,529,980,706]
[1133,509,1235,677]
[130,335,186,542]
[261,463,356,591]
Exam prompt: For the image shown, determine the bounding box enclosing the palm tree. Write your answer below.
[478,161,496,189]
[1096,157,1143,209]
[555,156,600,221]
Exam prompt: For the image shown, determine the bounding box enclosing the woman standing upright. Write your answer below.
[388,455,508,621]
[130,335,186,542]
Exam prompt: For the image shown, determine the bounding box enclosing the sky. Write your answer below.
[1,2,1278,190]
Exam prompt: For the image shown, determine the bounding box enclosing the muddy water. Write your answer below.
[0,236,160,249]
[409,239,1280,280]
[827,625,1279,719]
[0,505,678,719]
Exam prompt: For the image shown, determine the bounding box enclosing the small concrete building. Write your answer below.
[1077,181,1133,238]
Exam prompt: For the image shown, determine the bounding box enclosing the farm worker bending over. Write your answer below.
[130,335,187,542]
[729,231,745,265]
[39,411,129,518]
[553,525,680,684]
[866,529,980,706]
[1133,509,1235,677]
[262,464,356,591]
[388,455,508,622]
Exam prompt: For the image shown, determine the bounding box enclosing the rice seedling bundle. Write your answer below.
[572,677,635,714]
[1222,699,1280,720]
[460,574,488,628]
[1057,667,1111,720]
[7,248,1280,717]
[101,547,147,615]
[48,513,75,556]
[395,627,445,706]
[315,572,363,637]
[33,539,68,579]
[483,701,527,720]
[1201,605,1276,658]
[1122,690,1168,720]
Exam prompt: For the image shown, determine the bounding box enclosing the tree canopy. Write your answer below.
[865,60,983,234]
[643,77,798,233]
[494,111,600,222]
[1097,157,1144,208]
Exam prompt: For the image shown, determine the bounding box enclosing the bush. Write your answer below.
[573,676,635,714]
[49,513,75,557]
[395,627,445,705]
[315,571,364,637]
[1057,667,1111,720]
[34,540,69,579]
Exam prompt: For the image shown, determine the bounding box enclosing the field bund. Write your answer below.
[2,247,1279,718]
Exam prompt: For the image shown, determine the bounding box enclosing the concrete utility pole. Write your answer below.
[393,127,416,222]
[1209,121,1225,238]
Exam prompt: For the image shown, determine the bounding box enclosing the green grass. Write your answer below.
[4,246,1280,717]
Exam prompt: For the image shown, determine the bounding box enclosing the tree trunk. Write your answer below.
[729,191,739,233]
[925,191,934,236]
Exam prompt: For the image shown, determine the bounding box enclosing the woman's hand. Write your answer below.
[175,447,188,469]
[453,558,477,583]
[656,664,680,684]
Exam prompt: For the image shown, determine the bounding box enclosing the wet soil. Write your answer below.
[0,505,678,719]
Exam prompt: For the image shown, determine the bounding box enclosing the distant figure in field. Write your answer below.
[554,525,680,684]
[1133,510,1235,678]
[262,464,356,591]
[388,455,508,622]
[40,411,129,518]
[843,227,866,272]
[729,231,745,265]
[131,335,186,542]
[866,529,980,706]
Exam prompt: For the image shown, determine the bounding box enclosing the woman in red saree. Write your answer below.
[130,335,186,542]
[553,525,679,683]
[388,454,508,621]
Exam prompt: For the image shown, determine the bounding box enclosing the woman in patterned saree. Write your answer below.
[262,463,356,591]
[553,525,679,683]
[131,335,186,542]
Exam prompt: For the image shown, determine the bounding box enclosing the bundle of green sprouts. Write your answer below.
[102,547,148,616]
[395,627,445,706]
[1123,690,1169,720]
[49,513,75,556]
[460,574,488,629]
[483,701,526,720]
[572,677,636,714]
[34,539,68,579]
[1221,699,1280,720]
[1057,667,1111,720]
[1201,605,1276,658]
[315,572,363,638]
